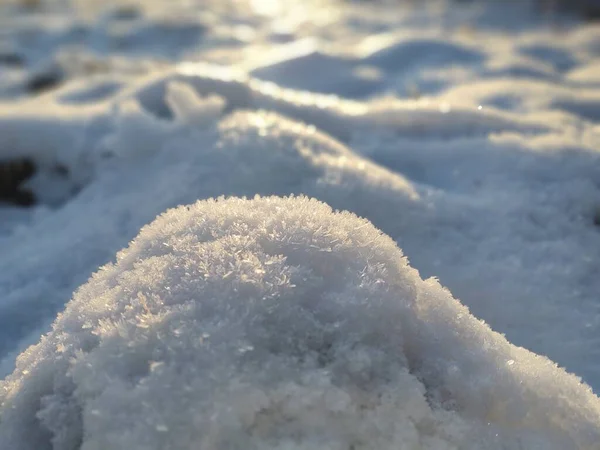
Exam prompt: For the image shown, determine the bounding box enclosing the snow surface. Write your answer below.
[2,196,600,450]
[1,0,600,447]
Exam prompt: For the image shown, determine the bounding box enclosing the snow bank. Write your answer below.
[1,196,599,450]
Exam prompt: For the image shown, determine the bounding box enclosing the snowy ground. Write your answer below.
[1,0,600,448]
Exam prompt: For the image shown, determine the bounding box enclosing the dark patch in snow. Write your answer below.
[107,4,142,21]
[53,164,69,178]
[110,21,206,58]
[0,158,36,207]
[27,71,63,94]
[564,0,600,21]
[0,51,24,67]
[583,7,600,22]
[594,208,600,226]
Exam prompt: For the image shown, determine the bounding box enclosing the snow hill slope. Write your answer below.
[2,196,600,450]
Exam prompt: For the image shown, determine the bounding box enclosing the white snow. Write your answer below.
[2,196,599,450]
[1,0,600,447]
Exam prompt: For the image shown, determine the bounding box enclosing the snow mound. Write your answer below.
[1,196,599,450]
[0,95,417,368]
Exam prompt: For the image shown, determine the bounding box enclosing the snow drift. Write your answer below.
[1,196,599,450]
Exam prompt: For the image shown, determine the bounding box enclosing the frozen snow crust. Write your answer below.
[2,196,600,450]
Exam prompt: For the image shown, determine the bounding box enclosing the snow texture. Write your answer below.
[2,196,600,450]
[1,0,600,447]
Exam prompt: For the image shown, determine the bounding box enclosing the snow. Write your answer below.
[1,0,600,446]
[2,196,600,450]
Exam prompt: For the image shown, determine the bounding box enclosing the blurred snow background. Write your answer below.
[1,0,600,448]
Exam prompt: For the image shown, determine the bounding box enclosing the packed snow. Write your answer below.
[1,0,600,447]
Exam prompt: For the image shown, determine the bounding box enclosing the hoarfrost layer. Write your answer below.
[1,196,599,450]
